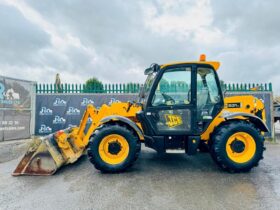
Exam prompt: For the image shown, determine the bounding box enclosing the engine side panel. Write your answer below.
[200,95,266,141]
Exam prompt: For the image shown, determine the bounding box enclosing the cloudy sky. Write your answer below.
[0,0,279,92]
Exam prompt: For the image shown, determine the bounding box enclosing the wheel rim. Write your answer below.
[226,132,256,163]
[98,134,129,165]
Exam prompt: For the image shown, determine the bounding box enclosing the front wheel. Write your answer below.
[210,121,265,172]
[87,124,141,173]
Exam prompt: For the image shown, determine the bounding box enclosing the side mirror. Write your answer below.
[138,85,145,101]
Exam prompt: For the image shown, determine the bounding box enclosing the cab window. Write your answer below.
[152,67,191,106]
[197,67,221,119]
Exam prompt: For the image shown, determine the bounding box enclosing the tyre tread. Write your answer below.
[87,124,141,173]
[210,120,265,173]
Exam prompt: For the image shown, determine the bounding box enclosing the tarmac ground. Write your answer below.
[0,132,279,210]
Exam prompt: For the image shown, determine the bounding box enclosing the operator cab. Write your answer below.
[137,55,224,153]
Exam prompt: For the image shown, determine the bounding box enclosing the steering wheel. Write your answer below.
[161,93,175,105]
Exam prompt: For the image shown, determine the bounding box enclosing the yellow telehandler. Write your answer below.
[13,55,268,175]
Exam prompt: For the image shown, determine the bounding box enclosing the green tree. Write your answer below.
[85,77,104,93]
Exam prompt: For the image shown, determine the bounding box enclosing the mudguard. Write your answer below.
[221,112,269,132]
[100,115,144,140]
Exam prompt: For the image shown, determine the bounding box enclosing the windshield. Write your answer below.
[144,73,156,93]
[140,72,156,104]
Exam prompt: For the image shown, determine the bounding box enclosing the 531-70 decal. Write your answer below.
[226,102,241,108]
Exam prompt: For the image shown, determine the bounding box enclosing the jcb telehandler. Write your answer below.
[13,55,268,175]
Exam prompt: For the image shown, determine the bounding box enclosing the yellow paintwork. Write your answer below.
[62,95,265,162]
[55,94,265,164]
[200,95,265,141]
[226,132,256,163]
[161,60,220,71]
[55,130,83,163]
[52,102,142,164]
[56,131,75,159]
[99,134,129,165]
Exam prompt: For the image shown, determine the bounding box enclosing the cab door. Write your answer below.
[144,65,197,136]
[196,66,224,132]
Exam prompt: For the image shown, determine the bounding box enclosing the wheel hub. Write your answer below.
[108,141,122,155]
[226,132,257,164]
[230,139,245,153]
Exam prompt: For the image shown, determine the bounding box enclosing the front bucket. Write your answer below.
[13,136,64,176]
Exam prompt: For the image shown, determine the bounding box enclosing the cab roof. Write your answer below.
[160,55,220,71]
[144,55,220,75]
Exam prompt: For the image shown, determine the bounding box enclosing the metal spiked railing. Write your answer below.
[36,82,273,94]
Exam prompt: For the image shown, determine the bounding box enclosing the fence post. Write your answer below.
[269,83,272,91]
[105,84,107,93]
[124,83,126,93]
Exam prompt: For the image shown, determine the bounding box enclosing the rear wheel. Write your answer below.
[87,124,141,173]
[210,121,265,172]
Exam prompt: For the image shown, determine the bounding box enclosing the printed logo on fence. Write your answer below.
[53,98,67,106]
[81,98,94,106]
[39,124,52,134]
[108,98,120,105]
[53,115,66,124]
[66,107,80,115]
[39,107,53,115]
[0,82,21,105]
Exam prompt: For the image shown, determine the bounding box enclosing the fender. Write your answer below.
[221,112,269,132]
[100,115,144,140]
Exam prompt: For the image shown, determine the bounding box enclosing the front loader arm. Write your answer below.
[68,101,142,150]
[72,104,100,149]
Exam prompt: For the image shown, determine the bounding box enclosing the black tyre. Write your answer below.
[210,121,265,173]
[87,124,141,173]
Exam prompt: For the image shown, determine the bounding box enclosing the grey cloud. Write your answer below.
[211,0,280,46]
[206,0,280,93]
[24,0,197,82]
[1,0,279,93]
[0,4,51,66]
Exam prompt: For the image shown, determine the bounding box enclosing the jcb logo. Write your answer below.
[164,114,183,128]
